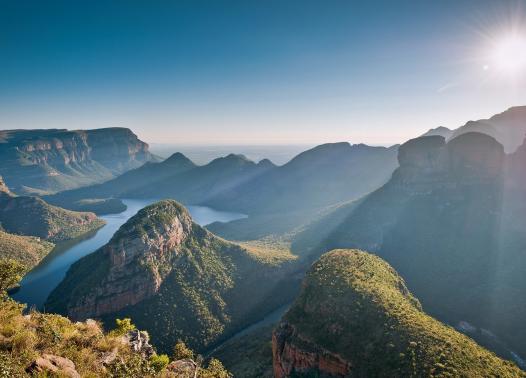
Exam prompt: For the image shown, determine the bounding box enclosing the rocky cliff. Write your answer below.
[291,132,526,364]
[46,200,295,353]
[0,128,154,194]
[273,250,524,377]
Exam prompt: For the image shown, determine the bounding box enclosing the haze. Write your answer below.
[1,0,526,145]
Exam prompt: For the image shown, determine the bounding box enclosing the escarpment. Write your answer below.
[46,200,295,352]
[272,250,524,377]
[0,128,154,194]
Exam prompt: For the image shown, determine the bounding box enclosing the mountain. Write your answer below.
[0,128,154,194]
[425,106,526,153]
[291,132,526,363]
[420,125,453,139]
[0,181,104,242]
[273,250,523,377]
[0,230,54,271]
[205,142,399,215]
[45,152,196,213]
[46,200,295,353]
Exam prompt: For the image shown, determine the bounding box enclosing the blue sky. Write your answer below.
[1,0,525,145]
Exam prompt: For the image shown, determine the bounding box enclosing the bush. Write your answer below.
[149,354,169,372]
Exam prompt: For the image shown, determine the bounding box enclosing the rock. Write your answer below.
[26,354,80,378]
[166,359,198,377]
[0,176,11,195]
[125,329,155,359]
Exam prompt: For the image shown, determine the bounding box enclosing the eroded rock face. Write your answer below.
[392,132,505,193]
[26,354,80,378]
[125,329,156,359]
[0,176,11,195]
[0,128,154,194]
[65,200,194,320]
[273,323,352,378]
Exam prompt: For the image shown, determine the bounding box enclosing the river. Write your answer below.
[11,199,247,309]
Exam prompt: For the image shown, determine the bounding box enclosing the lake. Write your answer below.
[11,199,247,309]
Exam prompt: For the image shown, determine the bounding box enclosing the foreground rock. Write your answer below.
[273,250,524,377]
[26,354,80,378]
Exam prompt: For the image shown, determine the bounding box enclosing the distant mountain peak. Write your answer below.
[257,158,276,168]
[162,152,195,166]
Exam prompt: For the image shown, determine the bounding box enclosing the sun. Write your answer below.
[490,35,526,75]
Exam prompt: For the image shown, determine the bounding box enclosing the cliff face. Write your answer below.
[292,132,526,364]
[46,200,294,353]
[272,250,524,377]
[0,128,153,194]
[64,201,194,319]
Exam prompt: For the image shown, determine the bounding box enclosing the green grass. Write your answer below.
[283,249,524,377]
[0,230,54,271]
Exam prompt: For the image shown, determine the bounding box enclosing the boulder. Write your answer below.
[26,354,80,378]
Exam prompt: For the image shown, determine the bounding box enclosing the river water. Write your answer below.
[11,199,247,309]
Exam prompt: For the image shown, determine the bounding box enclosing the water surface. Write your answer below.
[12,199,246,309]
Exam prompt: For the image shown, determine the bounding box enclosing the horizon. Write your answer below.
[2,1,526,145]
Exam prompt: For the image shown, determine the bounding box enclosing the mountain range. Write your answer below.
[0,128,155,195]
[422,105,526,153]
[292,130,526,363]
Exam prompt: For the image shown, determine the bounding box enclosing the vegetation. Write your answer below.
[0,262,231,377]
[0,230,54,271]
[0,194,105,242]
[282,249,524,377]
[46,200,296,355]
[211,326,274,378]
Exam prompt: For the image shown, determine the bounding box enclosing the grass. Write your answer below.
[283,249,524,377]
[0,230,54,272]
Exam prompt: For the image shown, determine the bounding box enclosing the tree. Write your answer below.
[173,340,194,360]
[0,259,24,297]
[112,318,136,336]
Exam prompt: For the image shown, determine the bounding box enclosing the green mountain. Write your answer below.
[292,132,526,363]
[0,128,155,195]
[0,178,104,242]
[0,230,54,271]
[273,249,524,377]
[46,152,196,213]
[46,200,295,353]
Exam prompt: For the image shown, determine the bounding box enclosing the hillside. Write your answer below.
[291,132,526,363]
[45,152,197,213]
[273,250,524,377]
[0,128,154,194]
[0,231,54,271]
[0,188,104,242]
[46,200,296,353]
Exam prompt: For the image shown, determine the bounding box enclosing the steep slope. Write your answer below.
[206,142,399,240]
[0,231,54,271]
[46,200,295,353]
[46,152,196,213]
[448,106,526,153]
[292,132,526,362]
[205,142,399,214]
[0,185,104,242]
[0,128,154,194]
[273,250,524,377]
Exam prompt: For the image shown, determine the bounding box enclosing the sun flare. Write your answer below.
[490,34,526,75]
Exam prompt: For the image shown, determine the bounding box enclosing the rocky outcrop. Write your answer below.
[273,323,351,378]
[0,128,154,194]
[392,132,504,192]
[124,329,155,359]
[272,250,524,377]
[26,354,80,378]
[46,199,294,353]
[63,200,193,319]
[0,176,11,195]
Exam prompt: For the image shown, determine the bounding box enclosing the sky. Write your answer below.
[1,0,526,146]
